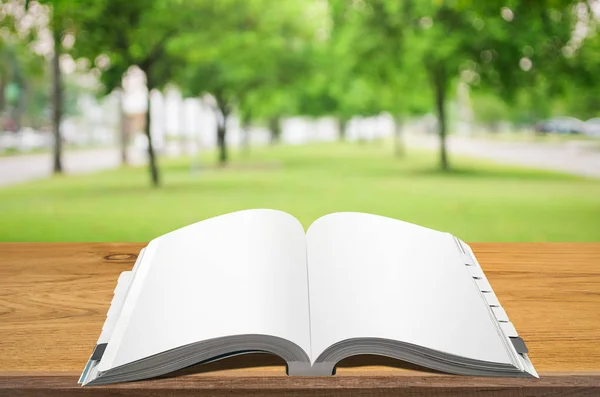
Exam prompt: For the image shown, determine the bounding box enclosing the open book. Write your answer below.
[79,210,537,385]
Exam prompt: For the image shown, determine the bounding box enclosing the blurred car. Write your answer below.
[583,118,600,138]
[534,117,585,134]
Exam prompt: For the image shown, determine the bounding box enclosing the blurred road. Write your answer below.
[406,134,600,179]
[0,148,145,188]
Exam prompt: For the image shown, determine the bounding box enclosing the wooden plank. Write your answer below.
[1,373,600,397]
[0,242,599,396]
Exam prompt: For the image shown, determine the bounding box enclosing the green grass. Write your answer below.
[0,141,599,242]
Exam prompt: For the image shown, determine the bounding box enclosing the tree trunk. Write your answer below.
[269,117,281,144]
[217,122,227,165]
[241,113,251,157]
[0,73,6,113]
[433,67,449,171]
[338,118,348,141]
[215,95,229,165]
[144,79,160,187]
[242,126,251,154]
[117,89,128,166]
[51,25,63,174]
[15,80,27,133]
[393,116,404,157]
[180,98,187,156]
[189,97,203,172]
[14,95,23,133]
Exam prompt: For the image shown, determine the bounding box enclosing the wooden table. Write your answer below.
[0,242,599,396]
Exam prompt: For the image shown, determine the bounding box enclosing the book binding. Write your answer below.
[78,249,144,384]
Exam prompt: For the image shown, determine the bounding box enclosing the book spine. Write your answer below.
[79,249,144,385]
[454,237,529,355]
[79,270,132,384]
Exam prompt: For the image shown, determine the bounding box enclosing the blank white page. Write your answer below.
[306,212,512,365]
[99,209,311,370]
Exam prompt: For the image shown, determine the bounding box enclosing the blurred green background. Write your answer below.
[0,0,599,242]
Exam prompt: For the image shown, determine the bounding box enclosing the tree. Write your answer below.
[171,0,255,164]
[69,0,192,186]
[240,85,300,145]
[31,0,83,173]
[559,6,600,120]
[0,39,46,132]
[2,0,62,167]
[172,0,321,164]
[177,63,234,165]
[338,0,430,154]
[49,4,62,172]
[394,1,580,170]
[297,0,429,151]
[297,0,378,141]
[73,33,129,166]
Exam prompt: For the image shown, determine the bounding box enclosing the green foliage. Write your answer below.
[559,18,600,120]
[171,0,319,112]
[340,0,430,118]
[4,0,600,157]
[0,2,47,125]
[471,92,510,126]
[167,0,324,159]
[69,0,193,91]
[0,41,48,125]
[295,0,420,121]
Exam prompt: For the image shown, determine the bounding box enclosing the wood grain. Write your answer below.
[0,242,599,396]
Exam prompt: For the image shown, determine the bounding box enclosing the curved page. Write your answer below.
[99,209,311,371]
[306,212,513,365]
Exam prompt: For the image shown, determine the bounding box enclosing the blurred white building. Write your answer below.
[57,65,398,155]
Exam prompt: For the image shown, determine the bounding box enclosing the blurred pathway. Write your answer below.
[406,134,600,179]
[0,148,145,188]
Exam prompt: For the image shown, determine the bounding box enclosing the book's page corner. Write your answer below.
[145,233,164,248]
[237,208,306,231]
[306,211,356,236]
[256,208,308,235]
[306,214,327,236]
[519,353,539,378]
[279,209,305,231]
[450,234,476,258]
[117,270,132,285]
[78,356,94,384]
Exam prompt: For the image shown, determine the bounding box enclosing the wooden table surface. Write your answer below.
[0,242,599,396]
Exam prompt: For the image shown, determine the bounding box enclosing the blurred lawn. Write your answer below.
[0,142,599,242]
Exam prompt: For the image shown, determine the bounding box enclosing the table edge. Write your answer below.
[1,372,599,390]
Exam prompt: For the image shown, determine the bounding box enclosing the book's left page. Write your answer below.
[97,209,312,372]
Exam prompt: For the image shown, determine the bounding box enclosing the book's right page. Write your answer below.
[306,212,515,367]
